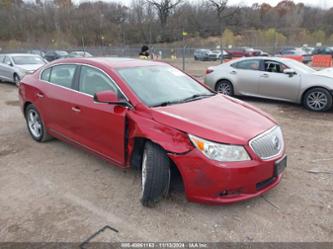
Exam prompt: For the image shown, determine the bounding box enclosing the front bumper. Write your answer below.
[169,149,286,205]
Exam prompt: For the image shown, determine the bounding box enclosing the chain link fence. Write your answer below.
[1,45,311,59]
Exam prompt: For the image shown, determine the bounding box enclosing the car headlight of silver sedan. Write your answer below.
[17,68,34,75]
[17,68,27,75]
[189,134,250,162]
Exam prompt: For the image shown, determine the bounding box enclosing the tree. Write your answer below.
[147,0,182,27]
[207,0,238,62]
[222,28,235,46]
[54,0,72,8]
[146,0,182,41]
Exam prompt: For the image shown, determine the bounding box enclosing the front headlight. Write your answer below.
[17,68,28,76]
[189,134,250,162]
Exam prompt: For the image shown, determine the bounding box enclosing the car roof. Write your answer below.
[49,57,167,69]
[0,53,39,57]
[226,56,297,64]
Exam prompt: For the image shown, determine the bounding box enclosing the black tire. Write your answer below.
[13,74,20,85]
[194,56,198,61]
[303,88,333,112]
[25,104,53,142]
[216,80,234,96]
[141,141,170,207]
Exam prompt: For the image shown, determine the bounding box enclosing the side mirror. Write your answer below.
[283,68,296,76]
[6,61,13,67]
[94,90,129,107]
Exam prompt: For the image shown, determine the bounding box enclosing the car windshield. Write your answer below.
[117,65,214,107]
[12,55,45,65]
[286,60,316,74]
[56,51,68,56]
[71,52,92,57]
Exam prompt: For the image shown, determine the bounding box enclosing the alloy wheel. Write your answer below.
[27,109,42,138]
[306,91,328,111]
[217,82,232,96]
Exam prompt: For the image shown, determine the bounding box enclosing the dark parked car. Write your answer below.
[66,51,93,58]
[44,50,68,62]
[276,48,312,64]
[193,49,211,61]
[225,47,261,58]
[207,50,232,61]
[276,47,296,55]
[312,47,333,57]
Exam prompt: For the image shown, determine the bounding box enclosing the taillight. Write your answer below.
[206,69,214,74]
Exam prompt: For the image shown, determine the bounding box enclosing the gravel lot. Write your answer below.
[0,60,332,243]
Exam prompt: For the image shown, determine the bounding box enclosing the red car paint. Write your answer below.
[19,58,286,205]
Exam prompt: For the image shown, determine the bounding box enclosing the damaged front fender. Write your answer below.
[126,110,193,157]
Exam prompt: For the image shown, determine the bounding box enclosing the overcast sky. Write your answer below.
[75,0,333,9]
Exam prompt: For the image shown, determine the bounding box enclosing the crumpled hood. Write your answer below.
[151,95,276,145]
[16,64,45,72]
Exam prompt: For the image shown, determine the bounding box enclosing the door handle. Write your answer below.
[230,71,237,75]
[260,74,269,78]
[36,93,44,98]
[71,106,81,113]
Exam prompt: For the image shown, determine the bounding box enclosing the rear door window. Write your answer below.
[232,59,261,71]
[49,64,77,88]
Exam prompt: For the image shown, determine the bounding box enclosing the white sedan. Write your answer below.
[204,57,333,112]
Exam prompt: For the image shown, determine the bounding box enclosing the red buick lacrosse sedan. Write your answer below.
[18,57,287,206]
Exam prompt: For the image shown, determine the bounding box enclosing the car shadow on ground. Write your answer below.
[237,96,333,117]
[0,80,16,86]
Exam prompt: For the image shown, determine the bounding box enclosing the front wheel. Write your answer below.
[303,88,332,112]
[216,80,234,96]
[141,141,170,207]
[13,74,20,85]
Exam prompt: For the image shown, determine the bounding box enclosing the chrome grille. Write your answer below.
[249,126,284,160]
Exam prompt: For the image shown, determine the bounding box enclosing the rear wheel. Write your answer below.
[216,80,234,96]
[141,141,170,207]
[303,88,332,112]
[25,104,53,142]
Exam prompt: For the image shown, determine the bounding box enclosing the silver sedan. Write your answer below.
[204,57,333,112]
[0,53,46,85]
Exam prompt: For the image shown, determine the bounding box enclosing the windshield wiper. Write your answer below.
[182,93,215,103]
[152,93,215,107]
[151,100,184,107]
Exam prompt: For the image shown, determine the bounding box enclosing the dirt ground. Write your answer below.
[0,59,332,243]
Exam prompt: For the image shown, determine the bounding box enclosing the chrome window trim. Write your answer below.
[39,62,130,103]
[249,125,285,161]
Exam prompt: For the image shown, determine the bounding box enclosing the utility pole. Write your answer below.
[81,36,86,56]
[220,22,224,64]
[182,30,188,71]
